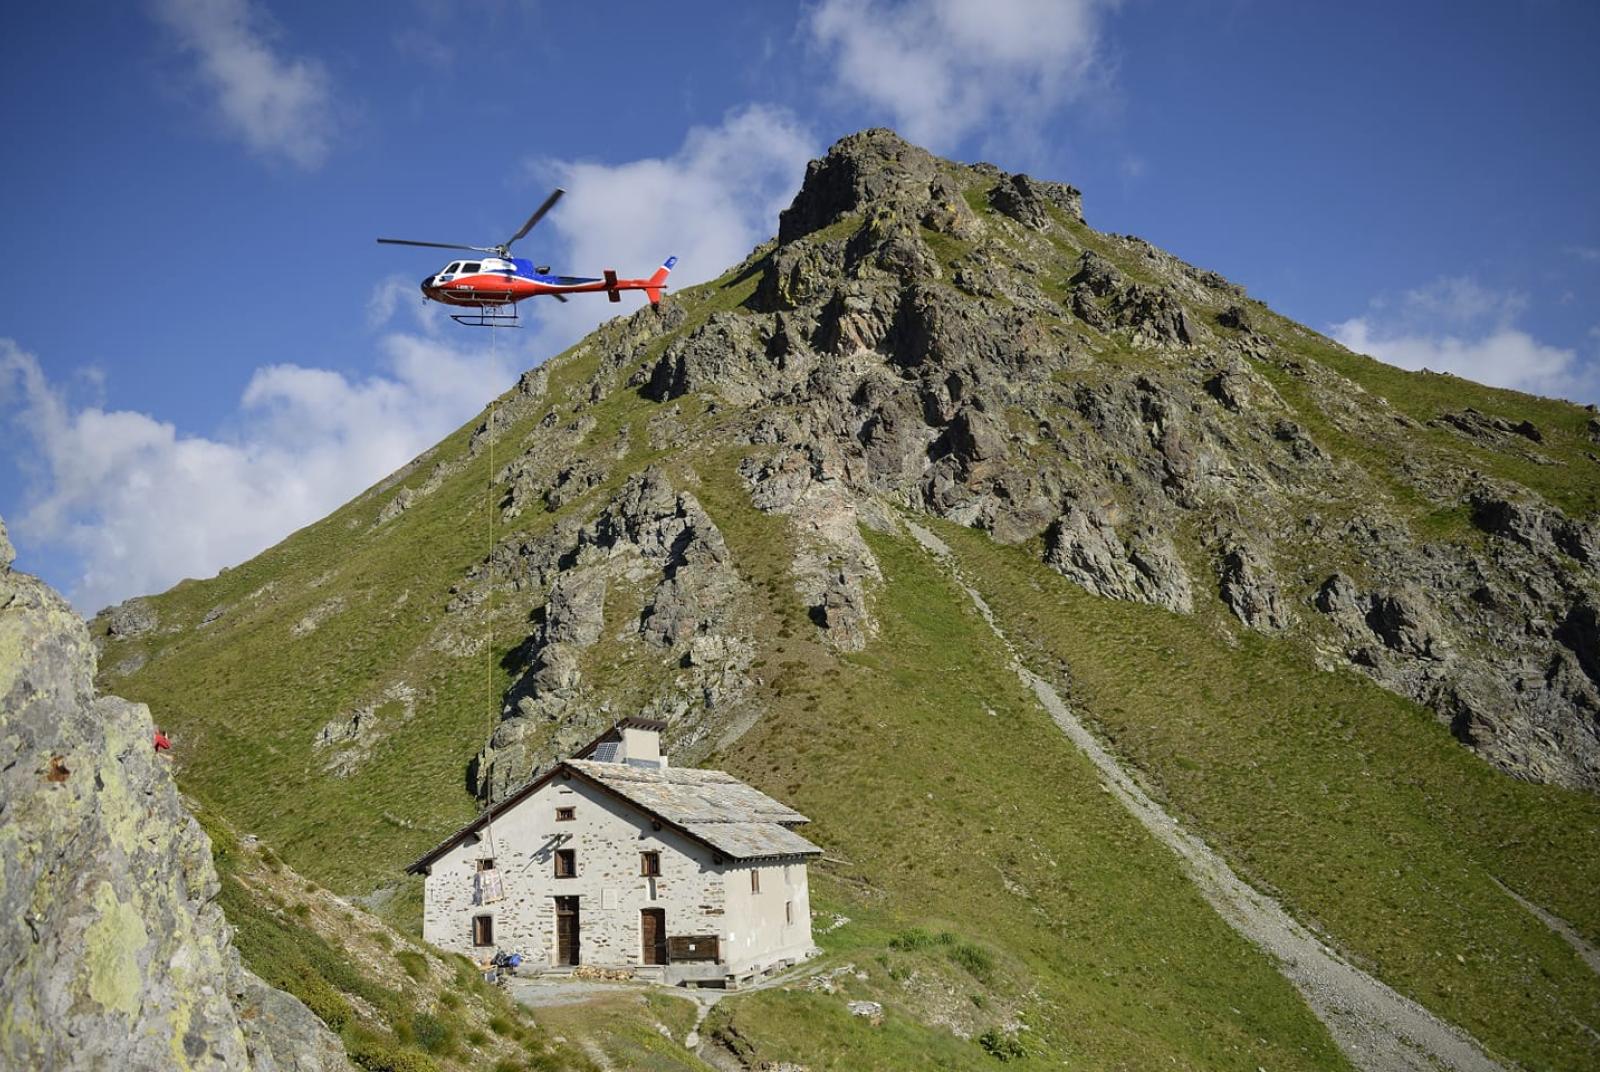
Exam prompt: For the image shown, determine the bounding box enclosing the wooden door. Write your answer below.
[555,896,580,966]
[640,908,666,965]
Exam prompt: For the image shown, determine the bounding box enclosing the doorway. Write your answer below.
[555,896,580,966]
[640,908,667,965]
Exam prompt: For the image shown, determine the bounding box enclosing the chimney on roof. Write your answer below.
[618,718,667,769]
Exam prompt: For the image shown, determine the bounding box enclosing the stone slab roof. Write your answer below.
[407,759,820,873]
[564,760,820,860]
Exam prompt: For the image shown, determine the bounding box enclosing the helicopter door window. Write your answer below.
[461,262,481,274]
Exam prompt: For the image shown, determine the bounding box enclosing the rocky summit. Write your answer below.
[460,127,1600,794]
[92,130,1600,1071]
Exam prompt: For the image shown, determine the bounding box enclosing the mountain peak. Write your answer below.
[780,127,1084,245]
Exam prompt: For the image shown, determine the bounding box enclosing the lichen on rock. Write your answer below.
[0,514,348,1071]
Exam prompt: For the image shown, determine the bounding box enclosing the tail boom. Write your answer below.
[643,256,677,305]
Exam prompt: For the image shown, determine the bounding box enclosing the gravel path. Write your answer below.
[1494,878,1600,977]
[907,521,1505,1072]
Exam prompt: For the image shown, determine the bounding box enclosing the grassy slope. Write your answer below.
[690,469,1350,1070]
[194,802,594,1072]
[103,263,772,904]
[939,522,1600,1070]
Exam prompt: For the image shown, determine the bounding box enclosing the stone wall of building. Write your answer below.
[422,775,727,968]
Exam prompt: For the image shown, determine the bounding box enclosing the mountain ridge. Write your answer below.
[94,127,1600,1070]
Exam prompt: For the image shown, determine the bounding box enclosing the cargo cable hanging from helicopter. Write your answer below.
[377,188,677,327]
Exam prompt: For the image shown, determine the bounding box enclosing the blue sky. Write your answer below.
[3,0,1597,612]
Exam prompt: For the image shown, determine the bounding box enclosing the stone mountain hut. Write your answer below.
[406,718,821,986]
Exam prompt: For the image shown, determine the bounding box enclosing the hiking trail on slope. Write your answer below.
[906,520,1504,1072]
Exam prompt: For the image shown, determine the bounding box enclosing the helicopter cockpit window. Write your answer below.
[443,263,459,275]
[461,262,481,274]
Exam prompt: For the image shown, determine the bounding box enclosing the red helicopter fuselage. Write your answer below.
[420,256,676,308]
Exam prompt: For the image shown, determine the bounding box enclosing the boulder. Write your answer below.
[1045,506,1193,613]
[105,597,158,639]
[1218,545,1293,632]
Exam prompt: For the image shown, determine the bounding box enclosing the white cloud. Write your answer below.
[806,0,1118,151]
[0,336,516,613]
[367,274,435,332]
[1331,277,1598,402]
[515,104,817,352]
[150,0,336,168]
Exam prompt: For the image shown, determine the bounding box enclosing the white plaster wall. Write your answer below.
[720,859,815,975]
[423,775,726,967]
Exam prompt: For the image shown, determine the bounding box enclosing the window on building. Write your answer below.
[476,858,496,872]
[640,851,661,877]
[556,806,576,822]
[472,914,494,947]
[555,848,576,878]
[785,900,794,925]
[750,868,761,894]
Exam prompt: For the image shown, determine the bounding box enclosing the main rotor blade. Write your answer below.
[505,188,564,248]
[376,239,492,252]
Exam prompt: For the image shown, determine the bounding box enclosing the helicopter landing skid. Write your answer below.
[450,305,521,328]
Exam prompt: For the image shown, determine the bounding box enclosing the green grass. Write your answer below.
[532,993,711,1071]
[1263,322,1600,519]
[707,989,999,1072]
[961,182,995,217]
[938,521,1600,1071]
[687,478,1351,1070]
[919,226,975,269]
[194,804,578,1072]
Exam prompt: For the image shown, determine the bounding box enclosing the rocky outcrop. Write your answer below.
[672,128,1600,791]
[740,446,884,651]
[0,517,348,1071]
[1045,505,1193,613]
[1219,545,1292,632]
[1433,408,1543,446]
[988,172,1082,229]
[472,469,755,797]
[313,682,418,777]
[105,596,159,639]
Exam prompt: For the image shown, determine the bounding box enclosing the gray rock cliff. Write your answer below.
[0,515,348,1071]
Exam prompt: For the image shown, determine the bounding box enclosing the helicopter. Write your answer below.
[378,189,675,327]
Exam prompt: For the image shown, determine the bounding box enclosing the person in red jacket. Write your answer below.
[153,730,172,753]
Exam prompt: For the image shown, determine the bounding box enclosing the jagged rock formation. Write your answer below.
[468,467,757,798]
[402,128,1600,794]
[627,128,1600,791]
[0,515,348,1071]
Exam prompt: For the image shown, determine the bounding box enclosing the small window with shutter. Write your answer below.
[640,851,661,877]
[555,849,576,878]
[472,914,494,947]
[750,868,761,894]
[556,806,576,822]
